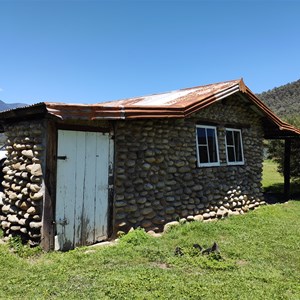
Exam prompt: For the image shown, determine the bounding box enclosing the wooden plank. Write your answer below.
[73,131,86,247]
[284,139,291,201]
[94,133,109,242]
[82,131,97,245]
[41,120,56,251]
[56,130,77,250]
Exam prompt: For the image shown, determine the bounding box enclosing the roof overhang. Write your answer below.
[0,79,299,139]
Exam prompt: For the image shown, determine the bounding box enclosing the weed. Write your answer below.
[119,227,152,246]
[8,235,42,258]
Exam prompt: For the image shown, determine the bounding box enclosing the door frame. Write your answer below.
[42,122,114,251]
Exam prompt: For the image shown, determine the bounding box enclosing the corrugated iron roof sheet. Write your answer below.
[100,79,242,108]
[0,78,299,137]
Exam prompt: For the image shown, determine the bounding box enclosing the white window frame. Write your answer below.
[225,128,244,165]
[196,125,220,167]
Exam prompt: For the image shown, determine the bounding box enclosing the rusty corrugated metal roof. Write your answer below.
[0,78,300,137]
[44,79,244,120]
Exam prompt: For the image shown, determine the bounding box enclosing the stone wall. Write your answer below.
[0,120,45,246]
[114,95,265,233]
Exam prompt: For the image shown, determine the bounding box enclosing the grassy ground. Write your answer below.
[263,159,300,198]
[0,161,299,299]
[262,159,284,190]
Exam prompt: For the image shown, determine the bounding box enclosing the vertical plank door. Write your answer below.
[55,130,110,250]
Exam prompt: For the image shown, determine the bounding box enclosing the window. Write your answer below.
[225,128,244,165]
[196,125,220,167]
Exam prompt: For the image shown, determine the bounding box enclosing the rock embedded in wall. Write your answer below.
[0,121,45,245]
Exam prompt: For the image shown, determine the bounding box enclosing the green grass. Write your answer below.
[263,159,300,197]
[1,201,300,299]
[262,159,284,189]
[0,161,299,299]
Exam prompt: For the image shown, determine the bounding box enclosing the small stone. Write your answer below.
[179,218,187,224]
[194,214,204,222]
[32,215,41,221]
[117,222,127,228]
[228,210,240,216]
[178,166,190,173]
[21,172,29,179]
[2,181,10,189]
[1,205,10,213]
[30,192,43,201]
[163,221,179,233]
[27,164,43,176]
[115,201,126,208]
[9,192,18,201]
[209,211,216,218]
[21,187,29,196]
[21,149,34,158]
[29,221,42,229]
[1,221,10,228]
[145,157,156,164]
[126,160,136,167]
[142,207,153,215]
[165,207,175,214]
[192,185,203,191]
[7,214,19,223]
[142,163,151,170]
[186,215,195,222]
[137,197,147,204]
[27,206,37,215]
[12,163,21,170]
[30,184,41,193]
[147,230,162,238]
[144,183,153,191]
[203,213,211,220]
[28,232,41,239]
[20,228,27,234]
[10,225,21,231]
[20,201,29,210]
[18,218,27,225]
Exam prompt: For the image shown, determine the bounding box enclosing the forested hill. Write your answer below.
[257,79,300,119]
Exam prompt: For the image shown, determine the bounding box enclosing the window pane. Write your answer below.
[234,131,242,161]
[226,131,233,145]
[199,146,209,163]
[207,130,217,163]
[197,128,207,145]
[227,147,235,162]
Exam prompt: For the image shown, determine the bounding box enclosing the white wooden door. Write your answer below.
[55,130,110,250]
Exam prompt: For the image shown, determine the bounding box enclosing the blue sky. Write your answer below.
[0,0,300,105]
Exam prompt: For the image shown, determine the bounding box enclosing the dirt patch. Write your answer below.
[151,262,171,269]
[236,259,248,266]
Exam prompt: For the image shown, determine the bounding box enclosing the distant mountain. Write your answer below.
[0,100,27,112]
[257,79,300,119]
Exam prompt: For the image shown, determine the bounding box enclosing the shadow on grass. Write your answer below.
[264,182,300,204]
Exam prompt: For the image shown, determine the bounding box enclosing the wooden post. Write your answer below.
[284,139,291,201]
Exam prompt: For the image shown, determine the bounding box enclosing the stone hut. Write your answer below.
[0,79,299,251]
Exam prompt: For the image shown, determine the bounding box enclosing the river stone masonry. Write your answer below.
[0,121,45,246]
[114,95,266,234]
